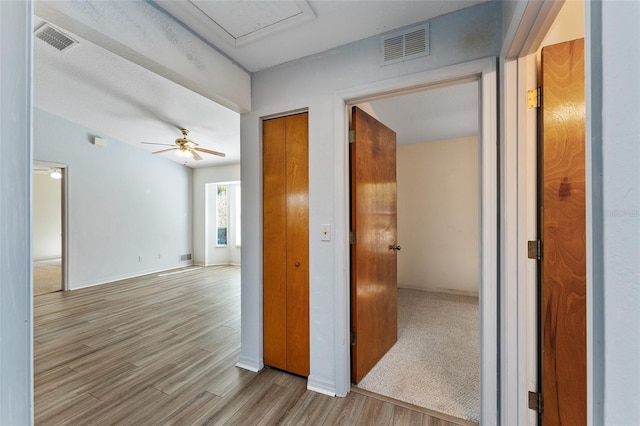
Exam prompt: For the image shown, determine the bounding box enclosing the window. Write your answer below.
[216,184,228,246]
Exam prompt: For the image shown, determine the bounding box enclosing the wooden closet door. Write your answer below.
[284,113,309,375]
[263,112,309,376]
[540,39,586,425]
[263,117,288,371]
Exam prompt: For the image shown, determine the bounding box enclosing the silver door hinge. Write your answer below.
[527,87,541,109]
[349,231,356,245]
[351,332,356,346]
[349,130,355,143]
[528,391,543,414]
[527,240,543,260]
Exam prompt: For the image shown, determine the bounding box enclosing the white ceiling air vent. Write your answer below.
[381,23,429,65]
[34,23,78,52]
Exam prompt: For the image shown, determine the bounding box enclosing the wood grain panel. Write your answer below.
[351,106,398,383]
[263,117,288,370]
[285,112,310,376]
[541,38,586,425]
[263,112,309,376]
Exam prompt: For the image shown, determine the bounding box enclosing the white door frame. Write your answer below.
[332,57,498,424]
[500,2,568,424]
[33,160,69,292]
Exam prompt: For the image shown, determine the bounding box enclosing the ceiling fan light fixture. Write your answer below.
[176,147,193,158]
[142,128,225,161]
[50,168,62,180]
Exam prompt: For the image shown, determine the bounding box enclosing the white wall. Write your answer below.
[540,0,584,49]
[587,2,640,424]
[34,109,193,290]
[32,173,62,261]
[397,136,479,296]
[0,1,33,423]
[240,1,502,393]
[193,164,241,265]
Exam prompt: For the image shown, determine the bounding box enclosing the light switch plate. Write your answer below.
[321,224,331,241]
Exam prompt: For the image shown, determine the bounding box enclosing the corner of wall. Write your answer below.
[236,356,263,373]
[307,376,337,397]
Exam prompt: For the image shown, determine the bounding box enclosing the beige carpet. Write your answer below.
[357,289,480,423]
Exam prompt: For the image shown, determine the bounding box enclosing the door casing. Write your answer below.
[333,57,498,424]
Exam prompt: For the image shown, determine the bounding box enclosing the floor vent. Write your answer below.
[180,253,192,262]
[381,23,429,65]
[34,23,78,52]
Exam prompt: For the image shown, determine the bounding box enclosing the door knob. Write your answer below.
[295,261,301,267]
[389,244,401,252]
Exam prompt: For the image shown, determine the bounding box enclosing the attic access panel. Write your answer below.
[158,0,316,47]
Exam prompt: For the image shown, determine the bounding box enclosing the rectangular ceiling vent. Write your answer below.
[34,23,78,52]
[381,23,429,65]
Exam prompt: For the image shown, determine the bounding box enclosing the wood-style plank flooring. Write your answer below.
[35,265,468,425]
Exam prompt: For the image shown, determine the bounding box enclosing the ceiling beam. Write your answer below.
[35,1,251,113]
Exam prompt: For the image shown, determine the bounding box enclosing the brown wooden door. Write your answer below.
[350,106,398,384]
[263,112,309,376]
[540,38,586,425]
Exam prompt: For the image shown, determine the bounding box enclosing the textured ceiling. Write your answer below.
[156,0,487,72]
[188,0,315,43]
[365,81,479,146]
[34,1,487,169]
[33,17,240,168]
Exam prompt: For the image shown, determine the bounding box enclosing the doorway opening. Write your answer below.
[333,58,498,424]
[349,80,481,423]
[32,162,67,295]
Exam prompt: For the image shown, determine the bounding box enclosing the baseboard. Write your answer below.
[307,376,337,397]
[398,285,479,298]
[236,356,263,373]
[205,262,237,267]
[34,257,62,264]
[194,262,241,267]
[157,266,203,276]
[70,263,193,290]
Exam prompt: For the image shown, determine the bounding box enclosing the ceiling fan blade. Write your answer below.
[194,147,226,157]
[152,148,178,154]
[141,142,175,147]
[190,149,203,161]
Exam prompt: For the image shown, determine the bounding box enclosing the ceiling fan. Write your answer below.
[141,128,225,161]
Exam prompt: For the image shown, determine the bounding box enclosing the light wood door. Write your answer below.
[263,112,309,376]
[540,38,586,425]
[350,106,398,384]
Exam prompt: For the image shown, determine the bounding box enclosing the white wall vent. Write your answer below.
[34,23,78,52]
[381,23,429,65]
[180,253,192,262]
